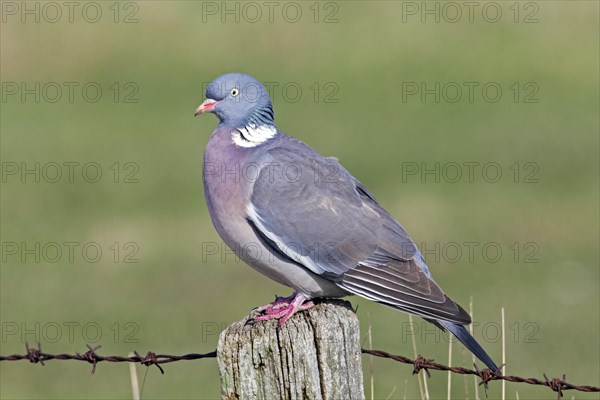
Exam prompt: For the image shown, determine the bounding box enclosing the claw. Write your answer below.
[250,292,315,326]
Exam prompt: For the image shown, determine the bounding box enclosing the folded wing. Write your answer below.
[248,143,470,324]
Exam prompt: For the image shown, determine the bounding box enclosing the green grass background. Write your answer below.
[1,1,598,399]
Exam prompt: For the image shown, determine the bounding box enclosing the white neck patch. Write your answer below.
[232,123,277,148]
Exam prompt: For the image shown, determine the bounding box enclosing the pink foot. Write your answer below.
[251,292,315,326]
[253,293,298,313]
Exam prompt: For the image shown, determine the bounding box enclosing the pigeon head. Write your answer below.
[195,73,275,129]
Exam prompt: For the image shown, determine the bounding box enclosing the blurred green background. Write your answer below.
[1,1,598,399]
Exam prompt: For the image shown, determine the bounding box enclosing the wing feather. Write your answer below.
[248,140,471,324]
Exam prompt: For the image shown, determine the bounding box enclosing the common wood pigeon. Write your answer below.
[196,73,498,372]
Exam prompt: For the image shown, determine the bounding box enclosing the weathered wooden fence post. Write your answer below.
[217,299,365,400]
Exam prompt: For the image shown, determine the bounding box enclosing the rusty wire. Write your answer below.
[0,343,216,375]
[1,342,598,399]
[361,348,600,399]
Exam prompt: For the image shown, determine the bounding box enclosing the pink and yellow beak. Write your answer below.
[194,99,218,116]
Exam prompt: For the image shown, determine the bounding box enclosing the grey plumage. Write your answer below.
[197,73,498,372]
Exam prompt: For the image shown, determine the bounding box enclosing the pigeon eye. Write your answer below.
[230,88,240,97]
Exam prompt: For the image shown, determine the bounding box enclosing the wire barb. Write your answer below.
[472,362,493,395]
[78,344,101,374]
[544,373,565,400]
[134,351,164,374]
[25,342,45,366]
[412,355,432,378]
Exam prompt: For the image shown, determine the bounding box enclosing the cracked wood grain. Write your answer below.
[217,299,364,400]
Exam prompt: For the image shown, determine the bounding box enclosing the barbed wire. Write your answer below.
[361,349,600,400]
[1,342,598,399]
[0,343,216,374]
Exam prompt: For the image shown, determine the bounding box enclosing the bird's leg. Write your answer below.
[251,292,315,326]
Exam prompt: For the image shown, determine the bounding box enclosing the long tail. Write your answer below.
[431,319,498,372]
